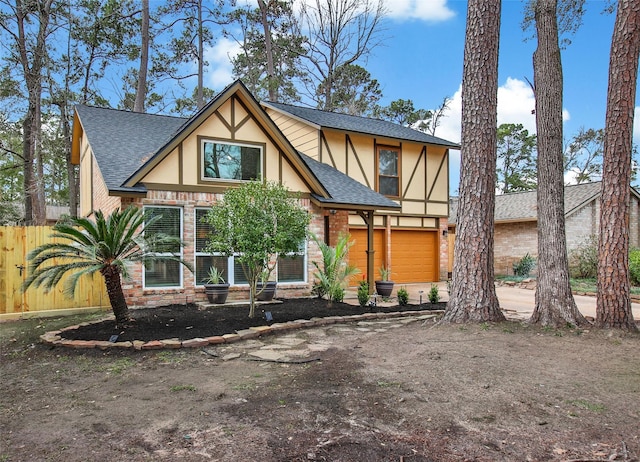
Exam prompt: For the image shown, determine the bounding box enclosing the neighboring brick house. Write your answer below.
[71,80,458,308]
[448,182,640,275]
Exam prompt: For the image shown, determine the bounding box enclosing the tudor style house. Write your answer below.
[71,80,459,307]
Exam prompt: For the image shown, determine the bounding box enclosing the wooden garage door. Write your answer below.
[348,228,384,284]
[391,230,438,283]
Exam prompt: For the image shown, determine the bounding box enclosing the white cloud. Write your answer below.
[438,77,573,193]
[204,37,242,90]
[386,0,456,22]
[438,77,575,145]
[497,78,537,131]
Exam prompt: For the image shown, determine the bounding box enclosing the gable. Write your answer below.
[126,83,324,196]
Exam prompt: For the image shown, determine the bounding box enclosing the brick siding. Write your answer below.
[107,191,323,308]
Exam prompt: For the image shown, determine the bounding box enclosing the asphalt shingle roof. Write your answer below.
[300,153,400,210]
[263,101,460,149]
[75,104,400,210]
[449,182,604,225]
[75,105,188,192]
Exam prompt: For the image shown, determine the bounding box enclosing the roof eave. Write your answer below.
[310,197,401,211]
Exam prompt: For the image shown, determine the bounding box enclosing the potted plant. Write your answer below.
[256,270,277,301]
[375,266,394,297]
[203,267,230,304]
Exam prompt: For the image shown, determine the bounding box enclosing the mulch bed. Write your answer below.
[62,298,446,343]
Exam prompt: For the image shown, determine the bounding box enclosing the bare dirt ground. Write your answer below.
[1,300,639,461]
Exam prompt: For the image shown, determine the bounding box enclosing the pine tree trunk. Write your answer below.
[443,0,504,323]
[596,0,640,331]
[133,0,149,113]
[258,0,277,102]
[102,266,131,327]
[16,0,52,225]
[530,0,587,327]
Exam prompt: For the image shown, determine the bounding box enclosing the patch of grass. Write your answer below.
[170,384,197,392]
[156,351,184,364]
[570,278,597,293]
[376,380,400,388]
[570,278,640,295]
[232,382,256,391]
[496,275,529,283]
[105,358,135,374]
[568,399,605,412]
[471,414,496,423]
[480,322,490,331]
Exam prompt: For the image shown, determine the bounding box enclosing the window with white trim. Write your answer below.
[277,243,306,283]
[143,206,182,288]
[201,140,261,181]
[195,208,250,285]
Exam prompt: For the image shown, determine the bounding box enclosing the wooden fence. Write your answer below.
[1,226,109,319]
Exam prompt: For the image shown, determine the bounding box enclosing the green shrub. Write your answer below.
[331,286,345,303]
[569,235,598,279]
[428,284,440,303]
[513,253,536,277]
[629,248,640,286]
[357,280,370,307]
[397,287,409,306]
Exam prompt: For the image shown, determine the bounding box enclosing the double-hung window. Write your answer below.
[194,208,249,285]
[194,208,228,285]
[201,139,262,181]
[377,147,400,197]
[277,242,306,283]
[143,206,182,288]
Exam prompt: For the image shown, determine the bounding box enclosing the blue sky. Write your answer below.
[204,1,637,193]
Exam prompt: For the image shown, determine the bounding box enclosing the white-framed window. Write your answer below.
[143,206,183,288]
[194,208,249,285]
[201,139,262,181]
[277,243,307,283]
[195,208,306,285]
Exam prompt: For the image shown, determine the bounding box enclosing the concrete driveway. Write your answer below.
[347,282,640,321]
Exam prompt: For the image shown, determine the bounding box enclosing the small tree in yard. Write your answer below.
[311,233,360,305]
[205,181,309,318]
[22,206,191,327]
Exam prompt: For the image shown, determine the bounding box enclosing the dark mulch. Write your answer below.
[62,297,446,343]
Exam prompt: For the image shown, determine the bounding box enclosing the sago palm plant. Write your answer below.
[22,206,191,327]
[311,233,360,305]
